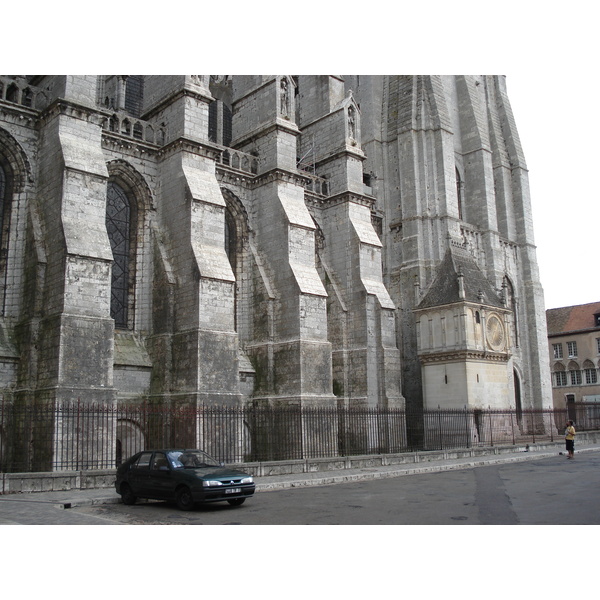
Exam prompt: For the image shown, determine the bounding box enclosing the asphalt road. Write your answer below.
[3,451,597,525]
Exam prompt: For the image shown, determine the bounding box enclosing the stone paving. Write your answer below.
[2,442,598,512]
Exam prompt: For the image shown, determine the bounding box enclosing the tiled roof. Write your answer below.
[417,245,504,310]
[546,301,600,335]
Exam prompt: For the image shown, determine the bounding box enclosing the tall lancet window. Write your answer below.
[0,162,7,247]
[456,167,464,220]
[224,208,238,330]
[106,181,135,329]
[0,160,12,316]
[224,209,237,272]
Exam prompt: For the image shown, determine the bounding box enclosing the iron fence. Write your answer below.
[1,398,599,473]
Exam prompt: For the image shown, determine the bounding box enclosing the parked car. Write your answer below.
[115,449,255,510]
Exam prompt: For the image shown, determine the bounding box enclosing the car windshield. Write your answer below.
[167,450,221,469]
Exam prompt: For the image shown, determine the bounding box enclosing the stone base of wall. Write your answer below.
[1,470,116,495]
[2,431,599,495]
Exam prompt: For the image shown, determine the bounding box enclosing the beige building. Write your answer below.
[546,302,600,411]
[414,244,514,410]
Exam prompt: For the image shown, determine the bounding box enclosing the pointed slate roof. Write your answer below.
[417,244,504,310]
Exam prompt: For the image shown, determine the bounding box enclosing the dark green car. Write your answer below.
[115,449,255,510]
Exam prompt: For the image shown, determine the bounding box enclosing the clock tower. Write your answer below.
[413,242,513,410]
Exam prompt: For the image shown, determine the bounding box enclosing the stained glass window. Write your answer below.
[0,160,12,317]
[0,161,9,261]
[0,164,5,244]
[106,182,131,328]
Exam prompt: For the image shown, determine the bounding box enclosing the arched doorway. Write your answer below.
[115,419,145,466]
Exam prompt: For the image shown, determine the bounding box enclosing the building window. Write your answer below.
[208,100,232,147]
[455,167,464,220]
[567,341,577,357]
[584,368,598,385]
[570,369,582,385]
[106,181,135,329]
[553,343,563,359]
[0,163,5,216]
[555,372,567,387]
[0,162,7,250]
[597,338,600,354]
[124,76,144,118]
[0,160,12,252]
[0,159,13,316]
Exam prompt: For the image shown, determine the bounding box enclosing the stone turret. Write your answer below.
[414,243,512,409]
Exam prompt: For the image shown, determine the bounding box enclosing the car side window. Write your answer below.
[151,452,169,470]
[168,451,184,468]
[133,452,153,470]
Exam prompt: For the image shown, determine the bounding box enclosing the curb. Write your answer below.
[254,446,600,491]
[55,497,122,509]
[17,446,600,509]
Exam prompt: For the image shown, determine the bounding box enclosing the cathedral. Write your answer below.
[0,75,552,422]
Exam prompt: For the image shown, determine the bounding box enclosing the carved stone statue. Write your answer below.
[280,78,288,117]
[348,105,355,140]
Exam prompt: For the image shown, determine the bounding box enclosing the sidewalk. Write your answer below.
[2,442,598,510]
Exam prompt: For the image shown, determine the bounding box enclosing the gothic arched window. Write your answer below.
[456,167,464,220]
[222,189,251,337]
[106,181,136,329]
[0,159,12,315]
[0,162,7,244]
[224,208,237,272]
[208,100,233,146]
[224,207,239,330]
[503,276,519,347]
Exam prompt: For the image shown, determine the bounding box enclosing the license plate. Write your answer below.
[225,488,241,494]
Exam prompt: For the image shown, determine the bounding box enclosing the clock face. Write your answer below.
[486,314,505,351]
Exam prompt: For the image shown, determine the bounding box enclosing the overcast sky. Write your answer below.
[507,72,597,310]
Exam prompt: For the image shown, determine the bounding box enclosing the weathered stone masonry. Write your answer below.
[0,75,551,464]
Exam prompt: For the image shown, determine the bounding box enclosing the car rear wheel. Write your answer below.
[176,486,195,511]
[227,498,246,507]
[120,483,137,505]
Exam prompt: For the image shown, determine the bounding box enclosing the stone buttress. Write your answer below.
[230,76,334,409]
[18,76,116,467]
[143,76,241,411]
[297,76,403,409]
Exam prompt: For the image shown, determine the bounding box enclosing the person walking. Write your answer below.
[565,420,576,459]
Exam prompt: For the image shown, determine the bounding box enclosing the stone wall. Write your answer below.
[0,75,551,468]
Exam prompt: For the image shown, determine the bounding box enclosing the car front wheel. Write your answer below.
[227,498,246,507]
[176,486,195,511]
[120,483,137,505]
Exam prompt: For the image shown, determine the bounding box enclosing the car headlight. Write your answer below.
[202,480,223,487]
[241,477,254,484]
